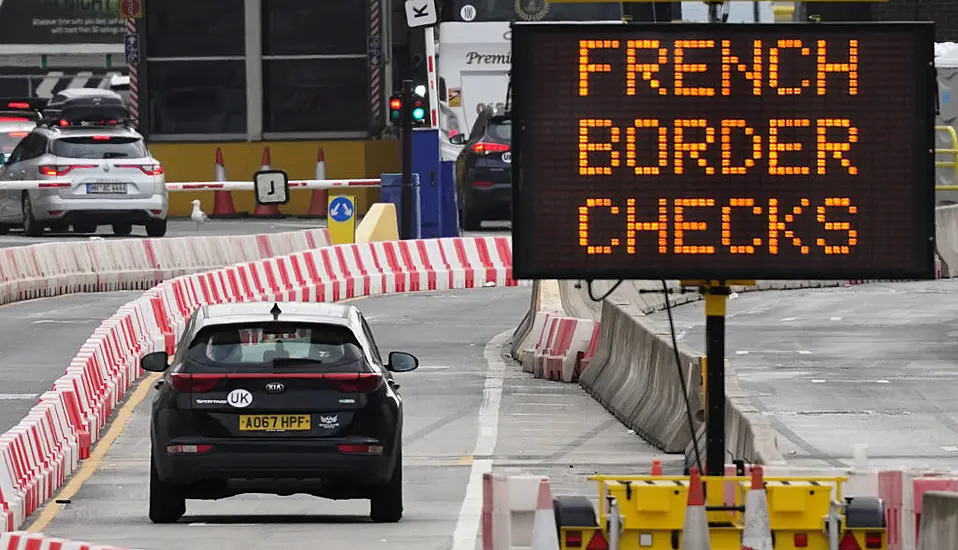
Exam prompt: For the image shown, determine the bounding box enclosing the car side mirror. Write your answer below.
[141,351,170,372]
[449,133,465,146]
[387,351,419,372]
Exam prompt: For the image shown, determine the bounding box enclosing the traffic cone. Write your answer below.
[210,148,245,218]
[651,459,663,476]
[681,467,711,550]
[251,146,284,219]
[299,147,329,219]
[741,466,773,550]
[530,478,559,550]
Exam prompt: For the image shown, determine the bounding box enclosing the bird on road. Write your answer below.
[191,199,209,230]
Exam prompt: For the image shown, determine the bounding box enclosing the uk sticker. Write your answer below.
[227,389,252,408]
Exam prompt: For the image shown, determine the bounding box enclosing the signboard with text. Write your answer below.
[510,23,936,281]
[0,0,125,44]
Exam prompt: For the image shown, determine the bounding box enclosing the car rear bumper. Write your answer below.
[32,193,168,222]
[154,437,396,486]
[464,183,511,216]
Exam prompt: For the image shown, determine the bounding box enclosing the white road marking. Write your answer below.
[830,316,843,321]
[798,350,812,355]
[810,379,889,384]
[417,365,452,370]
[736,350,749,355]
[941,446,958,452]
[451,329,510,550]
[780,317,798,322]
[0,393,37,400]
[32,319,93,325]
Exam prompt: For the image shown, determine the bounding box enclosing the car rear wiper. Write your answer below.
[271,357,323,367]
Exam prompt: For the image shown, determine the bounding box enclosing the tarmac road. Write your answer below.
[26,286,677,549]
[649,280,958,471]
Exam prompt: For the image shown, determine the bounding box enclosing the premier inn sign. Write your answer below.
[0,0,125,44]
[465,51,512,65]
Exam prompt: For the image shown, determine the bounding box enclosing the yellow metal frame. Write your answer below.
[936,125,958,191]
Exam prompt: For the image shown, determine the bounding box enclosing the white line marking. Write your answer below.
[418,365,452,370]
[736,350,749,355]
[0,393,37,400]
[451,329,510,550]
[830,316,843,321]
[798,350,812,355]
[942,446,958,452]
[780,317,797,322]
[32,319,93,325]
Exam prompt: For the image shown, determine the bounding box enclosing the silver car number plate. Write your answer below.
[87,183,127,194]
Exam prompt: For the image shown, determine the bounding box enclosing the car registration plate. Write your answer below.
[239,414,311,431]
[87,183,127,194]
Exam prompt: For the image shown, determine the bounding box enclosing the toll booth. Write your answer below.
[127,0,398,217]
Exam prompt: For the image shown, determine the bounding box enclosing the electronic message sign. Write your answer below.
[510,23,936,280]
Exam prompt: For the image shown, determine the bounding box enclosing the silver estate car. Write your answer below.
[0,123,168,237]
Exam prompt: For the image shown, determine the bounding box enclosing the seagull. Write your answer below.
[191,199,209,230]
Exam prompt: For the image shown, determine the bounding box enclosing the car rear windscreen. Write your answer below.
[0,130,29,153]
[51,136,148,159]
[487,118,511,142]
[185,322,369,372]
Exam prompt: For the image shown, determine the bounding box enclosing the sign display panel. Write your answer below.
[510,23,936,280]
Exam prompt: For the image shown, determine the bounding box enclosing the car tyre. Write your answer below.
[112,223,133,236]
[145,218,168,238]
[149,450,185,524]
[460,207,482,232]
[73,223,97,234]
[370,448,403,523]
[21,194,43,237]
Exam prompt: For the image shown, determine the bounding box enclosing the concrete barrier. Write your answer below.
[917,491,958,550]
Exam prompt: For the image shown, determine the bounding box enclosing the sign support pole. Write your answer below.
[703,282,729,477]
[401,78,415,239]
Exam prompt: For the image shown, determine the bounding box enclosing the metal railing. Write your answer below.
[935,125,958,191]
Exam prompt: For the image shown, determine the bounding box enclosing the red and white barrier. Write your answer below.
[519,312,599,383]
[0,233,519,536]
[482,473,548,550]
[165,178,381,192]
[0,532,130,549]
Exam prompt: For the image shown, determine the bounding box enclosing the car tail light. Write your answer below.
[471,141,509,154]
[794,533,808,547]
[471,180,494,188]
[40,164,96,176]
[6,131,28,138]
[838,532,862,550]
[585,531,608,550]
[116,163,163,175]
[91,135,111,141]
[337,444,384,455]
[325,372,383,393]
[564,530,582,548]
[0,117,28,122]
[166,444,213,455]
[168,373,225,393]
[7,102,30,109]
[864,532,882,549]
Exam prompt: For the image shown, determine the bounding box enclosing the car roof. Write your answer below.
[51,88,123,100]
[193,301,362,332]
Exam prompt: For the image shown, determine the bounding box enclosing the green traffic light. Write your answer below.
[412,107,425,121]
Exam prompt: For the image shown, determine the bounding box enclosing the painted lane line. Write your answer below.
[451,328,510,550]
[0,393,38,400]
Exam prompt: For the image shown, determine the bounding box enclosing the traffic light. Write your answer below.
[410,96,426,126]
[389,94,402,124]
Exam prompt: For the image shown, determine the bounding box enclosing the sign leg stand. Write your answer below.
[703,282,729,476]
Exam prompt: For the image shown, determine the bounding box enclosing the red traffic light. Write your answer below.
[389,98,402,110]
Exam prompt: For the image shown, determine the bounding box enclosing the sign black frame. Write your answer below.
[510,22,937,281]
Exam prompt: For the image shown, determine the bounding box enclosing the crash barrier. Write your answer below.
[0,532,131,550]
[484,465,888,550]
[482,473,548,550]
[0,235,518,533]
[916,491,958,550]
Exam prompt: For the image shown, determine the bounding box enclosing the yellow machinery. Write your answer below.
[553,472,887,550]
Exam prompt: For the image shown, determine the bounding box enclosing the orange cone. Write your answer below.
[681,467,711,550]
[530,478,559,550]
[742,466,773,550]
[651,459,663,476]
[299,147,329,219]
[251,146,284,219]
[210,148,244,218]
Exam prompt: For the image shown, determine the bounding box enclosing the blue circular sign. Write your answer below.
[328,196,355,223]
